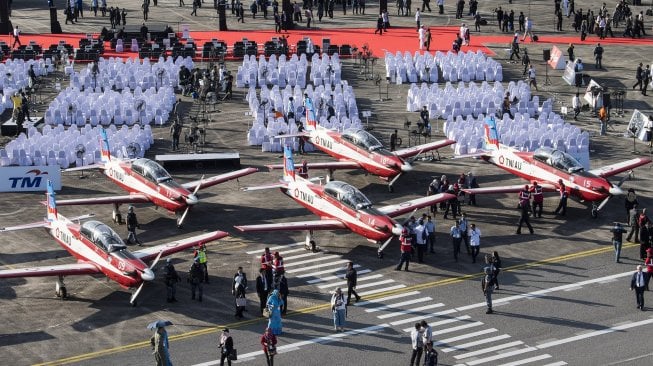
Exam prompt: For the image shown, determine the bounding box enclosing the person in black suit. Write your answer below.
[278,274,289,315]
[630,265,648,310]
[256,268,270,316]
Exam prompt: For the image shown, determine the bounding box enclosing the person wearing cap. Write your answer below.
[344,261,361,304]
[530,182,544,218]
[330,287,347,332]
[610,222,628,263]
[126,205,141,245]
[553,179,567,216]
[630,265,648,310]
[193,243,209,283]
[266,289,284,335]
[188,257,203,302]
[396,227,413,271]
[219,328,234,366]
[164,258,180,303]
[481,265,494,314]
[261,327,277,366]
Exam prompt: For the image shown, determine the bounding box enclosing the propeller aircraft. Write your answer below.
[235,146,455,256]
[59,128,257,227]
[0,180,228,305]
[269,98,456,192]
[459,117,652,217]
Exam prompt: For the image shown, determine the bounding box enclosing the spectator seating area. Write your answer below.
[386,50,503,84]
[68,56,194,91]
[0,58,53,95]
[236,53,308,89]
[309,53,342,86]
[407,80,533,119]
[246,82,361,152]
[0,124,152,167]
[44,86,176,126]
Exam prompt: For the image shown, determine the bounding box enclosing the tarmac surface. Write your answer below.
[2,0,653,365]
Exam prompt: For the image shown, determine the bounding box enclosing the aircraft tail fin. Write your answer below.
[99,128,112,162]
[483,116,501,151]
[304,97,318,131]
[46,180,58,221]
[282,145,296,182]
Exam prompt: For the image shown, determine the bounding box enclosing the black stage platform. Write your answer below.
[1,117,43,136]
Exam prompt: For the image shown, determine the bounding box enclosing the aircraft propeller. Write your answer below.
[177,175,204,228]
[377,209,417,258]
[595,172,631,215]
[130,250,164,306]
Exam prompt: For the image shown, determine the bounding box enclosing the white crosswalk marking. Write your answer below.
[284,251,328,261]
[284,255,342,267]
[297,264,360,278]
[365,297,433,313]
[454,341,525,360]
[380,303,445,320]
[352,279,397,290]
[286,259,351,273]
[540,362,568,366]
[391,308,458,326]
[497,354,553,366]
[317,274,384,289]
[245,242,304,254]
[432,321,484,336]
[307,268,371,284]
[355,291,421,306]
[441,334,510,352]
[436,329,501,348]
[465,347,539,365]
[357,284,406,296]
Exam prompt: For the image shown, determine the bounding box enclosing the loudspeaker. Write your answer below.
[51,20,62,34]
[543,49,550,61]
[49,7,58,22]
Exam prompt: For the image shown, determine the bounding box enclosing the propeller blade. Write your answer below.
[402,208,419,225]
[130,282,145,305]
[177,206,191,227]
[149,250,165,270]
[193,175,204,195]
[616,171,632,187]
[377,235,394,254]
[597,196,611,211]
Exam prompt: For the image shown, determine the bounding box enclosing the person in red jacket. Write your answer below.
[395,228,413,271]
[530,182,544,218]
[272,251,285,285]
[261,327,277,366]
[261,247,273,283]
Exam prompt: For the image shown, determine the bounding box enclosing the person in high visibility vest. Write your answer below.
[272,251,284,286]
[261,247,274,284]
[530,182,544,218]
[518,185,531,211]
[193,243,209,283]
[395,228,413,271]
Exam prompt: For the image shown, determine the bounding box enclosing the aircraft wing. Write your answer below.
[0,220,50,232]
[394,139,457,159]
[452,150,491,159]
[132,230,229,263]
[235,219,346,232]
[63,163,106,172]
[463,183,558,195]
[0,262,101,278]
[588,157,652,178]
[377,193,457,218]
[54,194,151,206]
[267,161,361,171]
[181,167,258,191]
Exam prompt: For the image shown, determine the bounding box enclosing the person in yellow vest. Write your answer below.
[193,243,209,283]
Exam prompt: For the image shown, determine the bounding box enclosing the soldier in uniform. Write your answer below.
[163,258,180,303]
[188,258,203,301]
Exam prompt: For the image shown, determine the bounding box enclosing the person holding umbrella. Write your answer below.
[148,320,173,366]
[218,328,234,366]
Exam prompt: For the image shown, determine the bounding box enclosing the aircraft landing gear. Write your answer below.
[591,204,599,219]
[326,169,334,183]
[388,174,403,193]
[112,203,124,225]
[55,275,67,299]
[305,230,320,252]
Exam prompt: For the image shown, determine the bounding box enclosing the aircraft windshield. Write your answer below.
[342,129,384,151]
[132,158,173,184]
[533,147,584,173]
[80,221,127,252]
[324,181,373,209]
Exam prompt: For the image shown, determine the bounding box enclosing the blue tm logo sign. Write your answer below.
[8,169,48,189]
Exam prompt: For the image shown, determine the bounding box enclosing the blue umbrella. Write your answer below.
[147,320,173,330]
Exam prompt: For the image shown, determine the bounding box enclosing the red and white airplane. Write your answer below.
[59,128,257,227]
[270,98,456,192]
[460,117,652,217]
[235,145,455,256]
[0,180,228,305]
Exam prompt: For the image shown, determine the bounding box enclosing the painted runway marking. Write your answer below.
[441,334,511,353]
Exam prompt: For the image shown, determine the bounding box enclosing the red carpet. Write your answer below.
[4,27,653,60]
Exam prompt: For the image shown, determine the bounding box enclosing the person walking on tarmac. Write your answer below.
[261,247,274,284]
[163,258,180,303]
[256,268,270,316]
[516,201,534,234]
[518,184,531,210]
[233,266,248,319]
[218,328,234,366]
[395,228,413,271]
[126,206,141,245]
[194,243,209,283]
[610,222,627,263]
[261,327,278,366]
[553,179,568,216]
[188,258,203,302]
[531,182,544,218]
[170,119,182,151]
[272,251,285,286]
[344,261,361,304]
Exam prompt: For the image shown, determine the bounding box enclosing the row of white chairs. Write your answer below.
[0,58,53,93]
[237,54,309,89]
[45,86,175,126]
[1,124,152,167]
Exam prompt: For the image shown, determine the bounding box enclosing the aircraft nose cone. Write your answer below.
[392,224,404,236]
[141,268,155,282]
[401,163,413,172]
[186,194,199,205]
[609,186,625,196]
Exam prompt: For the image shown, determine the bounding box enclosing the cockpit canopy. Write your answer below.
[533,147,584,173]
[131,158,175,185]
[324,181,373,210]
[80,220,126,252]
[342,129,384,152]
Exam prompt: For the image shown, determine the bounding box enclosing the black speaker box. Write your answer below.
[542,49,550,61]
[51,20,62,34]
